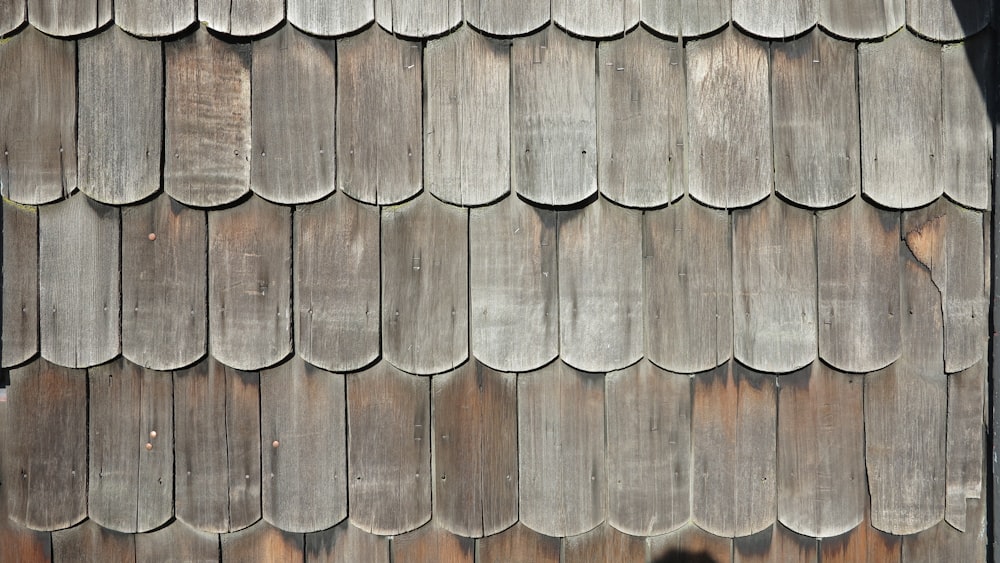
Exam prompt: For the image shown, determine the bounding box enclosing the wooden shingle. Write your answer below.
[907,0,989,41]
[52,520,135,563]
[820,512,902,563]
[733,0,815,38]
[646,523,734,563]
[221,521,305,561]
[305,521,389,563]
[198,0,282,36]
[391,522,475,563]
[0,0,25,36]
[941,33,992,210]
[734,523,818,563]
[2,199,38,368]
[115,0,195,37]
[563,522,647,562]
[819,0,903,38]
[27,0,110,36]
[477,522,561,563]
[552,0,639,38]
[945,360,986,530]
[465,0,548,35]
[134,520,220,562]
[287,0,373,36]
[376,0,461,37]
[640,0,729,38]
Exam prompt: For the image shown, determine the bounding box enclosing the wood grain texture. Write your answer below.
[52,520,135,563]
[771,30,860,208]
[734,524,817,563]
[165,26,251,207]
[646,523,733,563]
[902,497,986,563]
[518,361,606,537]
[432,362,518,537]
[2,199,37,368]
[0,398,53,563]
[424,26,510,207]
[198,0,282,35]
[121,194,207,371]
[640,0,730,37]
[135,520,220,562]
[859,30,941,209]
[465,0,548,34]
[686,27,771,209]
[552,0,639,37]
[941,34,992,210]
[89,359,173,533]
[606,360,690,536]
[944,360,985,530]
[777,363,865,538]
[0,27,75,204]
[644,198,732,373]
[39,193,120,368]
[391,522,474,563]
[337,26,422,205]
[175,358,261,533]
[477,522,561,563]
[221,520,305,561]
[564,521,646,562]
[382,194,468,375]
[511,27,597,206]
[288,0,373,36]
[347,362,431,535]
[305,521,389,563]
[261,357,347,533]
[469,195,558,373]
[558,197,642,372]
[78,25,161,205]
[820,513,902,563]
[733,0,815,37]
[209,194,291,371]
[817,198,900,373]
[865,249,947,535]
[691,362,776,538]
[251,25,337,204]
[819,0,903,38]
[115,0,195,36]
[376,0,460,36]
[903,199,988,373]
[294,193,380,372]
[597,28,685,208]
[907,0,989,40]
[733,196,816,372]
[0,0,25,35]
[27,0,109,35]
[6,360,87,530]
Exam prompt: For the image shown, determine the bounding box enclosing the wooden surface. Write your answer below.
[391,522,474,563]
[287,0,373,36]
[777,363,865,537]
[208,194,292,371]
[381,194,468,375]
[771,30,860,208]
[0,0,24,35]
[0,394,52,561]
[464,0,549,35]
[115,0,195,36]
[39,193,120,368]
[165,26,251,207]
[511,26,597,206]
[732,196,817,372]
[251,26,337,205]
[563,522,646,562]
[134,520,220,562]
[305,521,389,563]
[376,0,461,36]
[902,497,986,563]
[469,195,558,373]
[734,523,817,563]
[477,522,561,563]
[597,28,685,208]
[347,362,431,535]
[558,197,642,372]
[646,523,733,563]
[518,361,606,537]
[121,194,207,371]
[424,26,510,207]
[817,198,900,373]
[819,0,903,38]
[644,198,732,373]
[88,359,173,533]
[941,33,992,210]
[78,26,161,205]
[686,27,771,209]
[294,193,380,372]
[174,358,262,533]
[907,0,989,40]
[733,0,815,37]
[198,0,282,35]
[552,0,639,37]
[6,360,87,530]
[691,362,776,537]
[27,0,110,35]
[260,357,347,533]
[221,521,305,561]
[640,0,730,37]
[820,512,902,563]
[606,360,690,536]
[432,362,518,537]
[336,26,422,205]
[859,30,941,209]
[2,200,37,368]
[0,27,76,205]
[944,360,986,530]
[52,520,135,563]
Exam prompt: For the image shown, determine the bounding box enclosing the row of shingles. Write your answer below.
[0,0,989,40]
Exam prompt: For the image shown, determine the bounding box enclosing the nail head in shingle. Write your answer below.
[145,443,153,451]
[272,440,280,448]
[148,233,156,241]
[149,430,157,439]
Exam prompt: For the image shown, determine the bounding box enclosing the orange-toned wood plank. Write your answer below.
[733,523,817,563]
[52,520,135,563]
[306,521,389,563]
[391,522,474,563]
[563,522,645,562]
[477,522,561,563]
[221,520,305,560]
[0,397,52,562]
[135,520,220,561]
[820,513,902,563]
